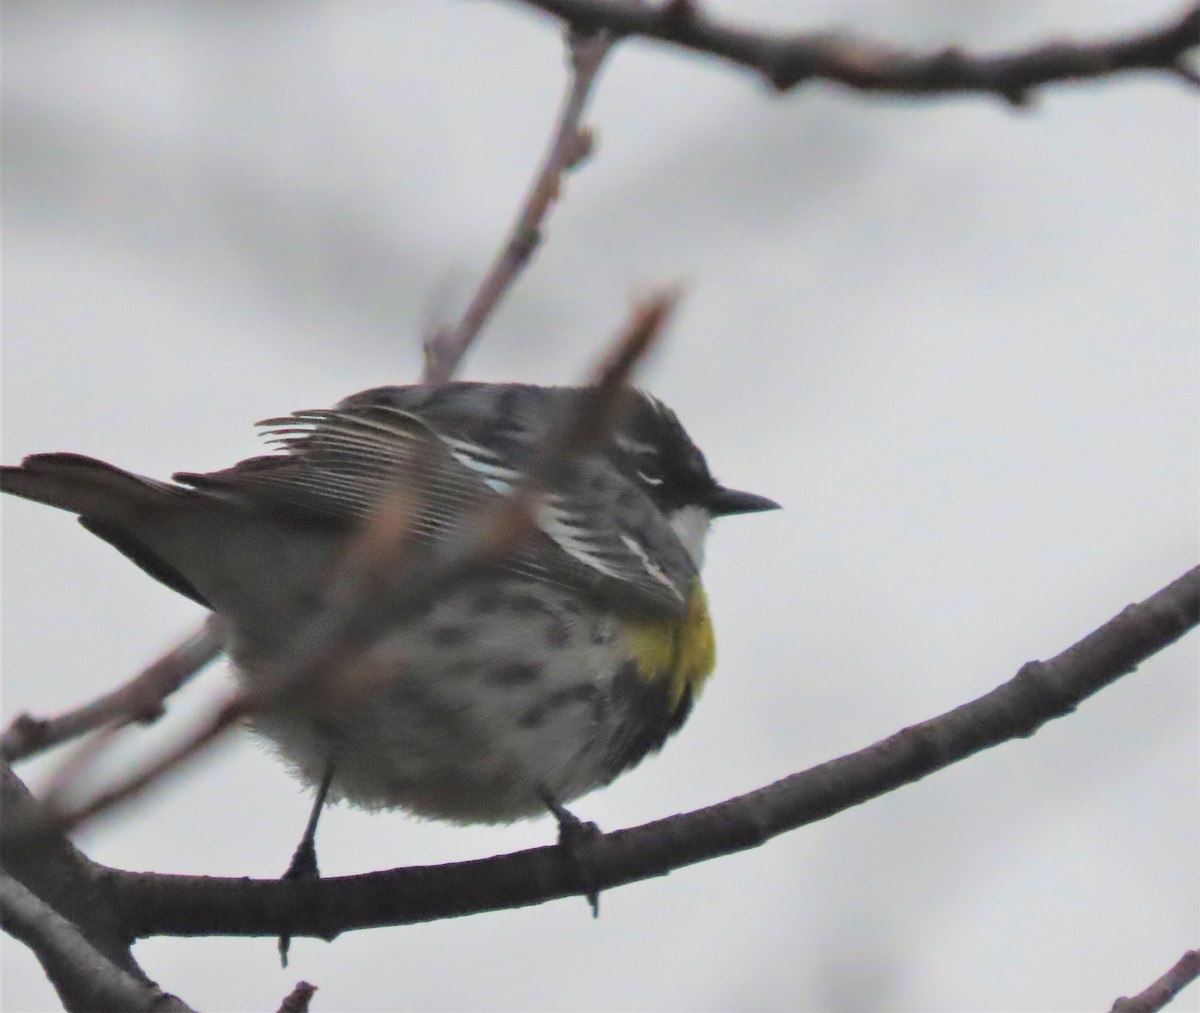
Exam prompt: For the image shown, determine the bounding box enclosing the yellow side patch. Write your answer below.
[622,584,716,705]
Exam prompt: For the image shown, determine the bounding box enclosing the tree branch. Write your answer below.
[515,0,1200,106]
[1,617,225,764]
[0,871,193,1013]
[0,764,188,1011]
[36,690,253,835]
[422,28,613,382]
[1112,950,1200,1013]
[90,564,1197,940]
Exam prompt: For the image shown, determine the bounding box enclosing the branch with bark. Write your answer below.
[422,29,613,383]
[1112,951,1200,1013]
[516,0,1200,105]
[6,565,1189,942]
[4,4,1199,1010]
[0,765,187,1011]
[5,567,1194,1010]
[0,618,226,765]
[0,871,191,1013]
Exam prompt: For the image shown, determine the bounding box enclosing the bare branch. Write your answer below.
[98,564,1198,939]
[1112,950,1200,1013]
[0,871,193,1013]
[36,691,253,835]
[422,28,613,382]
[0,764,188,1011]
[1,617,226,764]
[531,287,680,478]
[1,767,129,965]
[582,287,680,399]
[516,0,1200,106]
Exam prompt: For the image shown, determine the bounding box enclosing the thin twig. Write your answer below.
[526,287,680,486]
[1112,950,1200,1013]
[517,0,1200,106]
[1,616,226,763]
[38,690,254,834]
[422,28,613,382]
[100,564,1199,939]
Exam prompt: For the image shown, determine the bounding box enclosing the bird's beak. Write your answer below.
[703,486,781,516]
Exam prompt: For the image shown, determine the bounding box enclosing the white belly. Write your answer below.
[233,578,676,824]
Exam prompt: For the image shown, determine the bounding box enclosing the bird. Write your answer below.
[1,382,778,831]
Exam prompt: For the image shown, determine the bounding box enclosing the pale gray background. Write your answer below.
[2,2,1197,1010]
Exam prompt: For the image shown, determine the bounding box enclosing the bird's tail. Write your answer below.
[2,453,216,605]
[0,453,180,517]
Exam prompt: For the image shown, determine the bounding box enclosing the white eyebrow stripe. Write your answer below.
[635,470,664,486]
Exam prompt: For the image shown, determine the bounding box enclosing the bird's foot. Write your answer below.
[277,834,321,968]
[278,765,334,967]
[542,794,603,917]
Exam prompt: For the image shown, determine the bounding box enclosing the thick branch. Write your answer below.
[1112,950,1200,1013]
[0,871,192,1013]
[516,0,1200,105]
[0,765,184,1011]
[94,564,1197,939]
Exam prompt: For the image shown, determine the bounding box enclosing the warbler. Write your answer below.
[1,382,777,825]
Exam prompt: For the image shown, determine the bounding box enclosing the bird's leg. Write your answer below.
[278,762,335,967]
[541,792,603,917]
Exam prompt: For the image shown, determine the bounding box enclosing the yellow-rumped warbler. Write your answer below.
[1,382,777,824]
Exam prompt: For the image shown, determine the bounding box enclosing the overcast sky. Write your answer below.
[2,2,1197,1010]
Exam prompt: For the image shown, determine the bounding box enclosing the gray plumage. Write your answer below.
[1,382,777,822]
